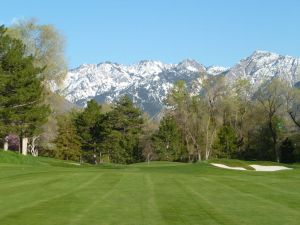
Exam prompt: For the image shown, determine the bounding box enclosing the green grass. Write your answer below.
[1,151,300,225]
[0,150,88,167]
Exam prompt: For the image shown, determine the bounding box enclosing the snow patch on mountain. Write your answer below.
[207,66,229,75]
[226,50,300,87]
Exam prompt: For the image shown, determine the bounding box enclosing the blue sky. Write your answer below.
[2,0,300,69]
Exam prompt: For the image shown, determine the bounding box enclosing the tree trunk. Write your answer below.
[4,142,8,151]
[209,128,217,159]
[197,150,201,162]
[29,136,39,156]
[205,117,211,160]
[147,153,151,165]
[19,135,21,154]
[205,127,216,160]
[234,111,238,130]
[268,119,280,162]
[22,137,28,155]
[99,151,102,164]
[185,135,192,162]
[187,129,201,162]
[288,112,300,128]
[3,136,8,151]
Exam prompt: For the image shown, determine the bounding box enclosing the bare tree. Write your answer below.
[200,75,227,160]
[256,78,285,162]
[8,18,67,87]
[285,87,300,129]
[139,115,158,164]
[28,136,39,156]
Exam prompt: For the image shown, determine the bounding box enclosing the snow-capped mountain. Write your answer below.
[58,51,300,116]
[60,59,207,116]
[226,50,300,87]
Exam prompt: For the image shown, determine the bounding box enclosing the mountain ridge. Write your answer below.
[56,50,300,116]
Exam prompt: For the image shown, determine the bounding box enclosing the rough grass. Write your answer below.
[1,151,300,225]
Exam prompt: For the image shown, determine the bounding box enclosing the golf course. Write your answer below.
[0,151,300,225]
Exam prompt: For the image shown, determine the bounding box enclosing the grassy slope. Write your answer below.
[0,150,84,167]
[0,151,300,225]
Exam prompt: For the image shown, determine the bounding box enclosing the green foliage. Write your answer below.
[74,99,101,157]
[94,96,144,164]
[214,125,238,158]
[139,116,159,162]
[7,19,72,153]
[167,80,189,109]
[75,96,143,163]
[280,138,295,163]
[154,76,300,163]
[152,115,185,161]
[0,25,50,138]
[53,115,81,161]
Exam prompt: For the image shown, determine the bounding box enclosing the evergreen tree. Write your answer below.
[74,99,101,161]
[54,115,81,161]
[94,96,143,164]
[0,25,50,152]
[152,115,185,161]
[114,96,144,162]
[214,125,238,158]
[280,138,295,163]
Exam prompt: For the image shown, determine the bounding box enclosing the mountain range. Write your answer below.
[56,50,300,116]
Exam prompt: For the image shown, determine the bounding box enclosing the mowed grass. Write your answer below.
[1,152,300,225]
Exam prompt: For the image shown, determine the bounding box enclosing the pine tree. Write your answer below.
[74,99,101,160]
[0,25,50,153]
[94,96,143,164]
[152,115,185,161]
[113,96,143,163]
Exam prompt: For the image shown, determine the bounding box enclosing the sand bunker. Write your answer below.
[211,163,247,170]
[249,165,292,171]
[211,163,292,171]
[65,162,81,166]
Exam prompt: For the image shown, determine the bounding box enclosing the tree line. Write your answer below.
[50,97,144,164]
[50,75,300,164]
[152,76,300,163]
